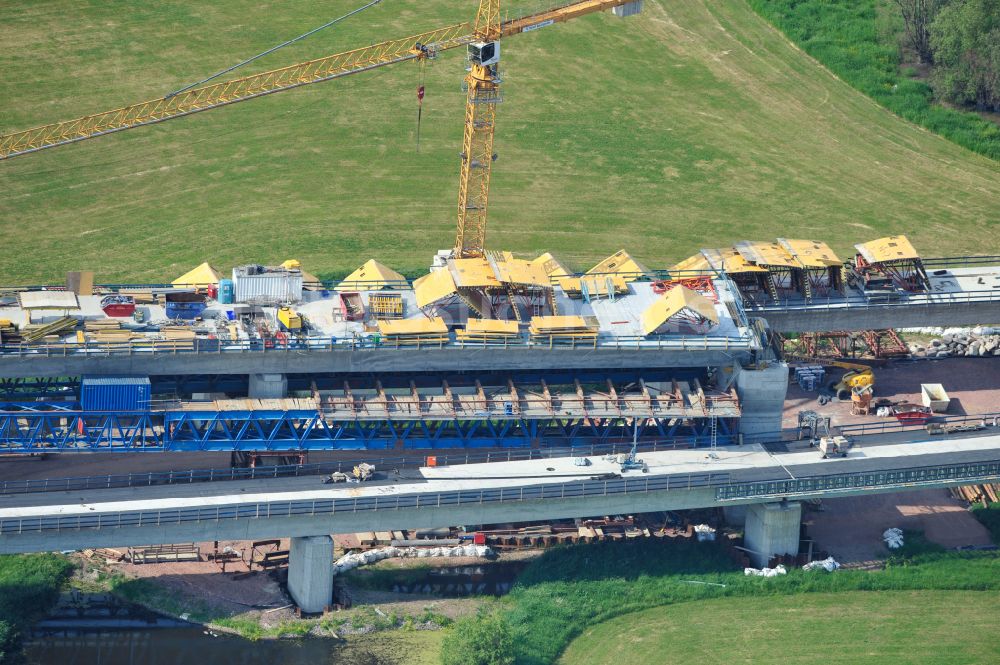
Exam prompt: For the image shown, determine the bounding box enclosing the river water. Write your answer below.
[24,593,346,665]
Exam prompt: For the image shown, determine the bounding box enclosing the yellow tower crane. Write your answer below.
[0,0,642,260]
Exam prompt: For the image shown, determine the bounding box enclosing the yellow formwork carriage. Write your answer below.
[641,286,719,336]
[854,235,921,263]
[489,251,551,288]
[558,274,629,298]
[700,248,769,274]
[733,240,801,269]
[777,238,841,268]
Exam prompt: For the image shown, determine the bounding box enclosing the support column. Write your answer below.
[722,504,747,527]
[743,501,801,568]
[249,373,287,399]
[735,362,788,442]
[287,535,333,613]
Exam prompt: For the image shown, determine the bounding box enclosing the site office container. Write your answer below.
[233,266,303,304]
[80,376,151,411]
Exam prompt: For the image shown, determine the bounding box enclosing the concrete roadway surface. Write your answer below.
[1,429,999,520]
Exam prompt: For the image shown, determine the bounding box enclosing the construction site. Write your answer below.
[1,0,999,663]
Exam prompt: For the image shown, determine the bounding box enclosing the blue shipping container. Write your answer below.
[81,376,151,412]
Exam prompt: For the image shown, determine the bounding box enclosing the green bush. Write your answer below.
[971,502,1000,543]
[440,605,515,665]
[748,0,1000,160]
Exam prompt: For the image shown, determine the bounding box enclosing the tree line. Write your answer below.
[894,0,1000,111]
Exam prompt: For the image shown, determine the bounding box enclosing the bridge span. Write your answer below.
[2,429,999,610]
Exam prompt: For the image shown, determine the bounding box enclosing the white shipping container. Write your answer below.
[233,266,303,303]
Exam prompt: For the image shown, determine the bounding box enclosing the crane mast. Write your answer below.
[455,0,503,259]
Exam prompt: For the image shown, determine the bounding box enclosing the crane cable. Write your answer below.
[416,57,427,152]
[165,0,384,99]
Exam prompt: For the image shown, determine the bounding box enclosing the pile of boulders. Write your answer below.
[908,330,1000,358]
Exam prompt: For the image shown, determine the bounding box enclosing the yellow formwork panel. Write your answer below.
[855,235,920,263]
[449,257,501,289]
[701,248,768,274]
[528,315,597,334]
[172,262,221,288]
[671,253,713,274]
[641,286,719,336]
[733,241,800,269]
[491,252,551,287]
[415,269,459,309]
[377,317,448,336]
[464,318,520,335]
[586,249,650,281]
[778,238,841,268]
[368,293,404,318]
[338,259,408,290]
[531,252,572,278]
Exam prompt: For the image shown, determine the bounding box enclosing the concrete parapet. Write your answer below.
[743,501,801,567]
[287,535,333,614]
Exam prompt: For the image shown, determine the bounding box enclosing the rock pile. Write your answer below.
[909,332,1000,358]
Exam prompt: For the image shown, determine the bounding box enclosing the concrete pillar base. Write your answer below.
[249,373,288,399]
[743,501,801,568]
[287,535,333,613]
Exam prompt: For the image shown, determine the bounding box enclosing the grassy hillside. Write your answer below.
[1,0,998,284]
[558,590,1000,664]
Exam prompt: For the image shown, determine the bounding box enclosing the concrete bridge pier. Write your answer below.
[735,362,789,440]
[287,535,334,613]
[249,373,288,399]
[743,501,801,568]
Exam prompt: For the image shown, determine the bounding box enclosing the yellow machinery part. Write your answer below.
[277,307,302,330]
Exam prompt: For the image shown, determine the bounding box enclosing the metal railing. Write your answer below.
[0,331,755,359]
[837,412,1000,437]
[4,458,999,536]
[716,460,1000,501]
[748,287,1000,312]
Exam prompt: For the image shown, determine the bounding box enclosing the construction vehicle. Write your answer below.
[0,0,642,263]
[818,435,850,459]
[823,360,875,401]
[323,462,376,484]
[788,356,875,401]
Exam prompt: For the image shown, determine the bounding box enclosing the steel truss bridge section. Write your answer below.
[0,409,738,453]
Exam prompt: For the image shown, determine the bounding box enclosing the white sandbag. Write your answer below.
[883,527,904,549]
[802,556,840,572]
[744,564,787,577]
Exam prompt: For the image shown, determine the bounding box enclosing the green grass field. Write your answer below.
[558,590,1000,665]
[1,0,998,284]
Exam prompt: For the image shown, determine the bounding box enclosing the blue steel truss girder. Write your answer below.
[0,410,738,452]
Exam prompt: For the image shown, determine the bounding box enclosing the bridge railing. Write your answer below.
[4,458,999,536]
[716,459,1000,501]
[0,330,755,359]
[749,287,1000,312]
